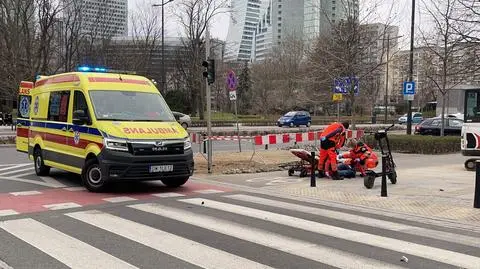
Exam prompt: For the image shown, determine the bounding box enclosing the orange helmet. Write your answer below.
[366,158,378,169]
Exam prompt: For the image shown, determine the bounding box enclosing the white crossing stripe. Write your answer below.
[151,192,185,198]
[0,167,34,176]
[63,187,85,192]
[180,198,480,269]
[103,197,137,203]
[226,194,480,248]
[0,164,31,172]
[44,203,82,210]
[10,172,36,178]
[129,203,405,269]
[39,176,67,188]
[0,209,18,216]
[0,176,59,187]
[194,189,225,194]
[67,210,275,269]
[9,191,42,196]
[0,218,138,269]
[0,163,31,167]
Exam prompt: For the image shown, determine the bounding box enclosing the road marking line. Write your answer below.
[226,194,480,248]
[0,218,138,269]
[151,192,185,198]
[0,210,19,216]
[0,164,31,172]
[102,197,137,203]
[10,172,36,178]
[129,203,405,269]
[63,187,85,191]
[9,191,42,196]
[43,202,82,210]
[0,176,60,187]
[0,167,35,176]
[193,189,224,194]
[0,163,31,167]
[67,210,274,269]
[39,176,67,188]
[180,198,480,269]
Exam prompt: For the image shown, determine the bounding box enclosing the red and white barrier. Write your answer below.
[190,129,365,145]
[253,130,364,145]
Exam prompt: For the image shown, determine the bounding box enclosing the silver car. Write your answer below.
[172,111,191,129]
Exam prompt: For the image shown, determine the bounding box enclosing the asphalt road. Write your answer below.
[0,179,478,269]
[0,147,478,268]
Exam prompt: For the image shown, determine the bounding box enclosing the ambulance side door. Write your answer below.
[67,90,92,169]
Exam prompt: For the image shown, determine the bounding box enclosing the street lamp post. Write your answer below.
[407,0,416,135]
[153,0,174,94]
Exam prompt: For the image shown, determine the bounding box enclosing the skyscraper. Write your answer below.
[63,0,128,38]
[253,0,304,62]
[304,0,359,44]
[224,0,262,62]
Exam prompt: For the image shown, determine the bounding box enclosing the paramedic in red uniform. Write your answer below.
[318,121,350,180]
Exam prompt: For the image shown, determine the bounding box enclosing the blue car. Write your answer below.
[277,111,311,127]
[398,112,423,124]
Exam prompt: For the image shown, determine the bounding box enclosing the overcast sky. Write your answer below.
[130,0,426,50]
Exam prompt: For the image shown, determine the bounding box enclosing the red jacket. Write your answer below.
[321,122,346,149]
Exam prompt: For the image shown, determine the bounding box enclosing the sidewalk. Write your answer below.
[262,163,480,223]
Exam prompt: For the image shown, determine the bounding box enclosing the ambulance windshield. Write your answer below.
[89,90,175,121]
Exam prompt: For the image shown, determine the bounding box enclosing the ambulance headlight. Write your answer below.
[104,138,129,152]
[184,137,192,150]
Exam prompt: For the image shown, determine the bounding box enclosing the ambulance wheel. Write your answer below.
[364,174,375,189]
[34,148,50,176]
[82,159,107,192]
[288,168,294,176]
[161,177,189,187]
[465,159,477,171]
[388,171,397,184]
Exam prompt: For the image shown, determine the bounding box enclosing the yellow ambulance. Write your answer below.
[16,67,194,192]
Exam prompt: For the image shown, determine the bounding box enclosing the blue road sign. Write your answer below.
[334,77,359,95]
[403,81,416,95]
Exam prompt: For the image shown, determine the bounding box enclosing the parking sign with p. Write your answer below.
[403,81,415,95]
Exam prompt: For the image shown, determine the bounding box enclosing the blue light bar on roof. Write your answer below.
[77,66,108,72]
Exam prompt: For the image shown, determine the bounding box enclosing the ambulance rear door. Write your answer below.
[16,81,33,153]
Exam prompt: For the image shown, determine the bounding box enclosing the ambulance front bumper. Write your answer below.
[97,148,194,181]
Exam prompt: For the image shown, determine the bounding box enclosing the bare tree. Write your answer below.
[306,0,397,126]
[0,0,36,111]
[420,0,475,136]
[175,0,228,120]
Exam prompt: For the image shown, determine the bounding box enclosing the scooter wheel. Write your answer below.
[288,168,295,176]
[465,159,477,171]
[388,171,397,184]
[364,174,375,189]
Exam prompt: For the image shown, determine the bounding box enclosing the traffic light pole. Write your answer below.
[205,26,213,173]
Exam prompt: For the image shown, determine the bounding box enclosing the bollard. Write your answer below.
[381,154,387,197]
[475,161,480,208]
[265,144,268,150]
[310,151,316,187]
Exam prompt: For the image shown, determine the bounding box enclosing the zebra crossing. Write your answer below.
[1,191,480,269]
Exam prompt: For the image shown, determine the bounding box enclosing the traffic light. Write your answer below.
[202,59,215,85]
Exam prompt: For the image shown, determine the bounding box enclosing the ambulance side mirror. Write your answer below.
[73,110,91,125]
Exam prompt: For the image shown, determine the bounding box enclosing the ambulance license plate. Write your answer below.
[149,165,174,173]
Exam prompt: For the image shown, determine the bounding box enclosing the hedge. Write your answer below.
[361,134,460,154]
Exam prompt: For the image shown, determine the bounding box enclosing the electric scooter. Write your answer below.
[363,124,398,189]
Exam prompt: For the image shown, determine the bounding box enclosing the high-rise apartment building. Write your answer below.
[224,0,262,62]
[64,0,128,38]
[304,0,359,44]
[253,0,304,62]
